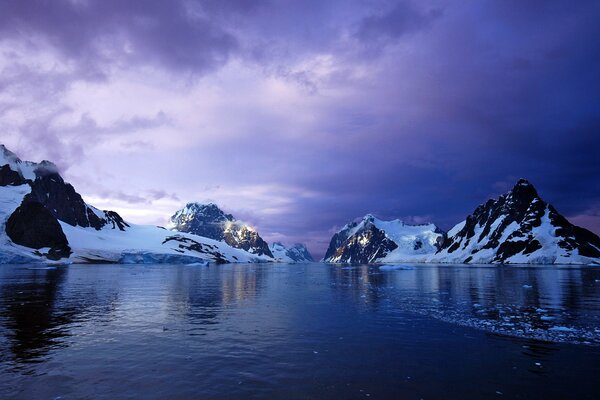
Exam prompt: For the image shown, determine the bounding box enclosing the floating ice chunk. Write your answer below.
[379,265,416,271]
[549,326,576,332]
[522,284,533,289]
[186,262,209,267]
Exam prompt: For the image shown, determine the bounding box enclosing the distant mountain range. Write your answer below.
[270,242,314,263]
[0,145,311,264]
[323,179,600,265]
[0,145,598,265]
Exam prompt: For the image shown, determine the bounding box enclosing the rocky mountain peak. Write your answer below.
[169,202,273,258]
[184,203,233,221]
[505,178,540,207]
[434,178,600,264]
[324,213,444,263]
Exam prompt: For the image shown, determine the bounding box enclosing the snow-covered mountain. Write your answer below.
[323,214,445,263]
[270,242,314,263]
[0,145,270,264]
[168,202,274,257]
[430,179,600,264]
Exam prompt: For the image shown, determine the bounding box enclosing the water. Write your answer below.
[0,263,599,399]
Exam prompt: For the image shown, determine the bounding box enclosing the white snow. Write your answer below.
[326,214,444,263]
[269,242,313,263]
[447,220,466,237]
[60,221,270,264]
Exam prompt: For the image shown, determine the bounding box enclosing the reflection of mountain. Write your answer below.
[0,267,69,363]
[0,267,121,364]
[165,265,268,329]
[221,267,266,305]
[328,265,386,307]
[0,267,131,367]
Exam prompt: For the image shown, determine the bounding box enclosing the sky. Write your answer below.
[1,0,599,258]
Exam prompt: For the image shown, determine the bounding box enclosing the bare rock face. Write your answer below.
[26,171,108,230]
[325,224,398,263]
[6,202,71,260]
[0,165,25,186]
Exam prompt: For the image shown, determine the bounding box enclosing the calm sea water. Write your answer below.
[0,263,599,399]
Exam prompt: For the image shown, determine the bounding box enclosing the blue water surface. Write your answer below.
[0,263,599,399]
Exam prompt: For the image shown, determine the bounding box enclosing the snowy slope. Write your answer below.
[324,214,445,263]
[269,242,314,263]
[0,146,272,265]
[430,179,600,265]
[60,221,269,264]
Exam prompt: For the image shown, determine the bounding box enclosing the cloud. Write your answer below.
[0,0,599,258]
[0,0,239,75]
[355,2,442,44]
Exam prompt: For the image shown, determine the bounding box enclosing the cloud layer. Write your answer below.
[1,0,599,257]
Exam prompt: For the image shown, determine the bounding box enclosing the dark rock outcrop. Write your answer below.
[0,164,26,186]
[326,224,398,263]
[6,202,71,260]
[25,172,106,229]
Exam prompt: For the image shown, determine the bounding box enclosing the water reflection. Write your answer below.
[0,266,125,367]
[165,265,268,332]
[0,263,598,399]
[0,267,70,364]
[328,265,386,308]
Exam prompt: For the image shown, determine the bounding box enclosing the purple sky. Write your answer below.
[1,0,599,258]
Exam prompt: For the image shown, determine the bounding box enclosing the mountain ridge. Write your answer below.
[1,145,598,265]
[168,202,274,258]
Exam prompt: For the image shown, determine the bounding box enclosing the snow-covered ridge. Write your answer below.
[0,145,58,181]
[430,179,600,265]
[324,214,445,263]
[323,180,600,265]
[270,242,314,263]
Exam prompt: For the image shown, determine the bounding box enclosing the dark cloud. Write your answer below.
[0,0,239,74]
[355,2,442,43]
[0,0,599,258]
